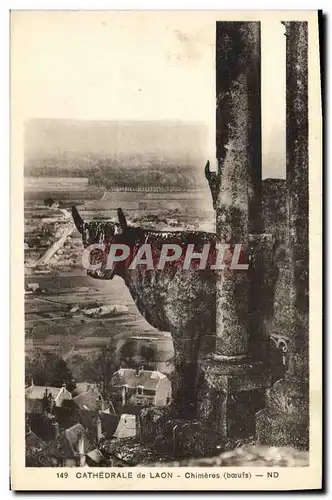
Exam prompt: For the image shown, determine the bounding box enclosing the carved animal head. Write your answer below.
[72,206,139,280]
[205,160,221,210]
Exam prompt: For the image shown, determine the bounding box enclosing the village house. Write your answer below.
[25,380,126,465]
[72,383,105,412]
[50,382,119,441]
[71,383,118,438]
[43,423,103,467]
[110,368,172,410]
[25,383,72,415]
[51,383,104,430]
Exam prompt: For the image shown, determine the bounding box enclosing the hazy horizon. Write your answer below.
[15,12,287,179]
[25,117,285,179]
[24,118,208,164]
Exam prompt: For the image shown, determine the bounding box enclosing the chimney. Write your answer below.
[96,395,103,411]
[121,385,127,407]
[52,422,59,439]
[78,433,85,467]
[48,392,54,413]
[42,388,49,413]
[25,417,31,434]
[96,414,102,443]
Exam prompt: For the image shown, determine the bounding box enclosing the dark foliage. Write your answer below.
[25,155,199,190]
[25,350,75,390]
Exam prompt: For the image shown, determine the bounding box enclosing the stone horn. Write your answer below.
[117,208,128,231]
[71,206,84,234]
[205,160,211,180]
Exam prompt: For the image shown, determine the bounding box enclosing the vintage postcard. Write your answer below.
[10,10,322,491]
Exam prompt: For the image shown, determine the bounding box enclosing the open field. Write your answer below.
[25,177,90,192]
[24,176,215,218]
[24,177,104,202]
[25,272,174,369]
[24,191,179,381]
[24,176,218,383]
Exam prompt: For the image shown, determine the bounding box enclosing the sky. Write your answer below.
[12,11,286,178]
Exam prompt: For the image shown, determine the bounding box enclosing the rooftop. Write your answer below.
[44,423,95,459]
[72,382,99,397]
[73,391,102,412]
[25,385,71,401]
[111,368,168,391]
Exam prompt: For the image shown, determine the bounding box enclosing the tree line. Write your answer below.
[25,156,199,190]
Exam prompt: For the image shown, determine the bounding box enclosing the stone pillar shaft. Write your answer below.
[215,22,262,356]
[285,22,309,380]
[216,21,262,239]
[197,22,271,444]
[256,22,309,449]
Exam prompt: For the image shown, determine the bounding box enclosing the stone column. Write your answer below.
[197,22,272,445]
[214,21,262,357]
[215,21,262,239]
[256,22,309,449]
[285,22,309,384]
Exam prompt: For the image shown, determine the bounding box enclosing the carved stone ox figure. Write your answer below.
[72,206,218,418]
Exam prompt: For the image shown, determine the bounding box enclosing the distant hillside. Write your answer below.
[24,118,208,189]
[92,167,198,190]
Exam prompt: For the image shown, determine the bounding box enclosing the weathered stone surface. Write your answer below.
[256,378,309,449]
[197,355,272,440]
[262,179,287,237]
[260,181,293,369]
[285,21,309,385]
[145,444,309,467]
[100,440,309,467]
[73,207,220,418]
[99,437,172,466]
[256,21,309,450]
[203,22,279,448]
[215,266,250,356]
[213,22,263,358]
[154,419,220,458]
[137,407,219,458]
[214,21,262,238]
[261,180,290,336]
[138,406,173,446]
[247,234,279,359]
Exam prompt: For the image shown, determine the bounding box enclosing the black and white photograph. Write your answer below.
[10,10,322,491]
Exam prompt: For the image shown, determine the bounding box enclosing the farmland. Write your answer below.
[24,176,214,384]
[25,177,104,202]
